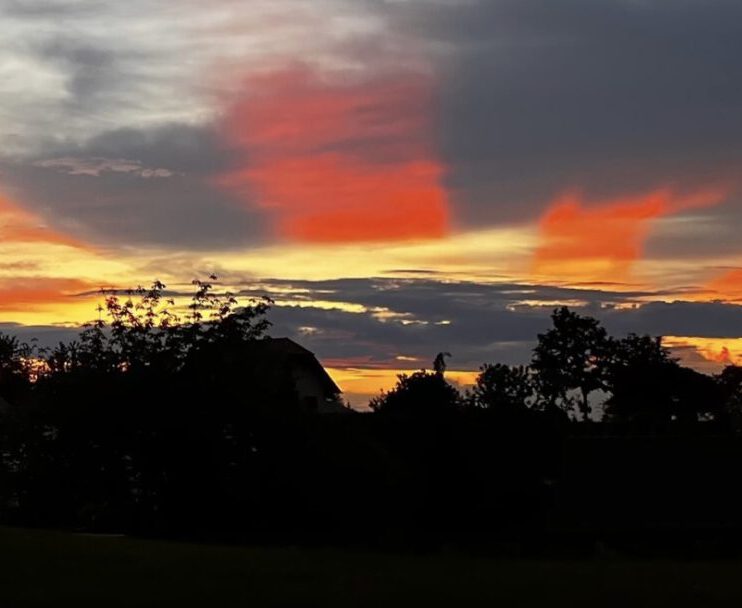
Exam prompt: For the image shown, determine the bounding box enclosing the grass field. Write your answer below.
[3,526,742,607]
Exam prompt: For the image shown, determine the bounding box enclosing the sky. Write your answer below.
[1,0,741,406]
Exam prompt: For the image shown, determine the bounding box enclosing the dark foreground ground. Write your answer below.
[3,527,742,607]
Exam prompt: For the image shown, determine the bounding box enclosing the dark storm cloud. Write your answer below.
[243,277,654,319]
[236,278,742,368]
[601,300,742,339]
[69,124,234,176]
[4,276,740,372]
[388,0,742,227]
[1,124,269,249]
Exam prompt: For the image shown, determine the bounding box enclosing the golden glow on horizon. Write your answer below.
[0,241,132,281]
[326,366,479,407]
[208,223,537,281]
[664,336,742,369]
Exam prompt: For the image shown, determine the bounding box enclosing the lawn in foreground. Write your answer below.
[2,526,742,607]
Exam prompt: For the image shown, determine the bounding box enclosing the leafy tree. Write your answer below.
[717,365,742,404]
[0,334,36,404]
[468,363,533,411]
[370,370,461,415]
[531,307,609,420]
[51,277,274,377]
[602,333,672,425]
[603,334,721,425]
[0,277,279,531]
[717,365,742,428]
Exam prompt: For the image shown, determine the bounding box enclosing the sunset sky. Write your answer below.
[1,0,741,405]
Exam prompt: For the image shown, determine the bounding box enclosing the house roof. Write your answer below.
[248,337,341,396]
[252,337,316,357]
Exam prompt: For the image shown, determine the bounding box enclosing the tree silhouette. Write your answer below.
[370,369,461,415]
[602,334,672,426]
[718,365,742,405]
[468,363,533,411]
[531,307,608,420]
[0,334,35,404]
[603,334,723,425]
[717,365,742,429]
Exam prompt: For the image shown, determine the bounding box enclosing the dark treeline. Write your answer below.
[1,279,742,556]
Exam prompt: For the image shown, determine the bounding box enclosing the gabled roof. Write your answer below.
[248,337,341,396]
[252,337,316,357]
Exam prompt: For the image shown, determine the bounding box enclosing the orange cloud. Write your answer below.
[705,269,742,303]
[0,192,121,324]
[218,66,450,242]
[0,278,95,312]
[532,187,727,283]
[0,194,87,249]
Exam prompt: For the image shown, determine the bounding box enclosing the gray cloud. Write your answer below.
[1,124,269,248]
[644,199,742,260]
[601,300,742,339]
[0,0,396,158]
[243,277,742,369]
[33,157,175,178]
[2,1,93,19]
[38,39,123,111]
[382,0,742,230]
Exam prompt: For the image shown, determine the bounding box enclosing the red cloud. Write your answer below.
[218,66,450,242]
